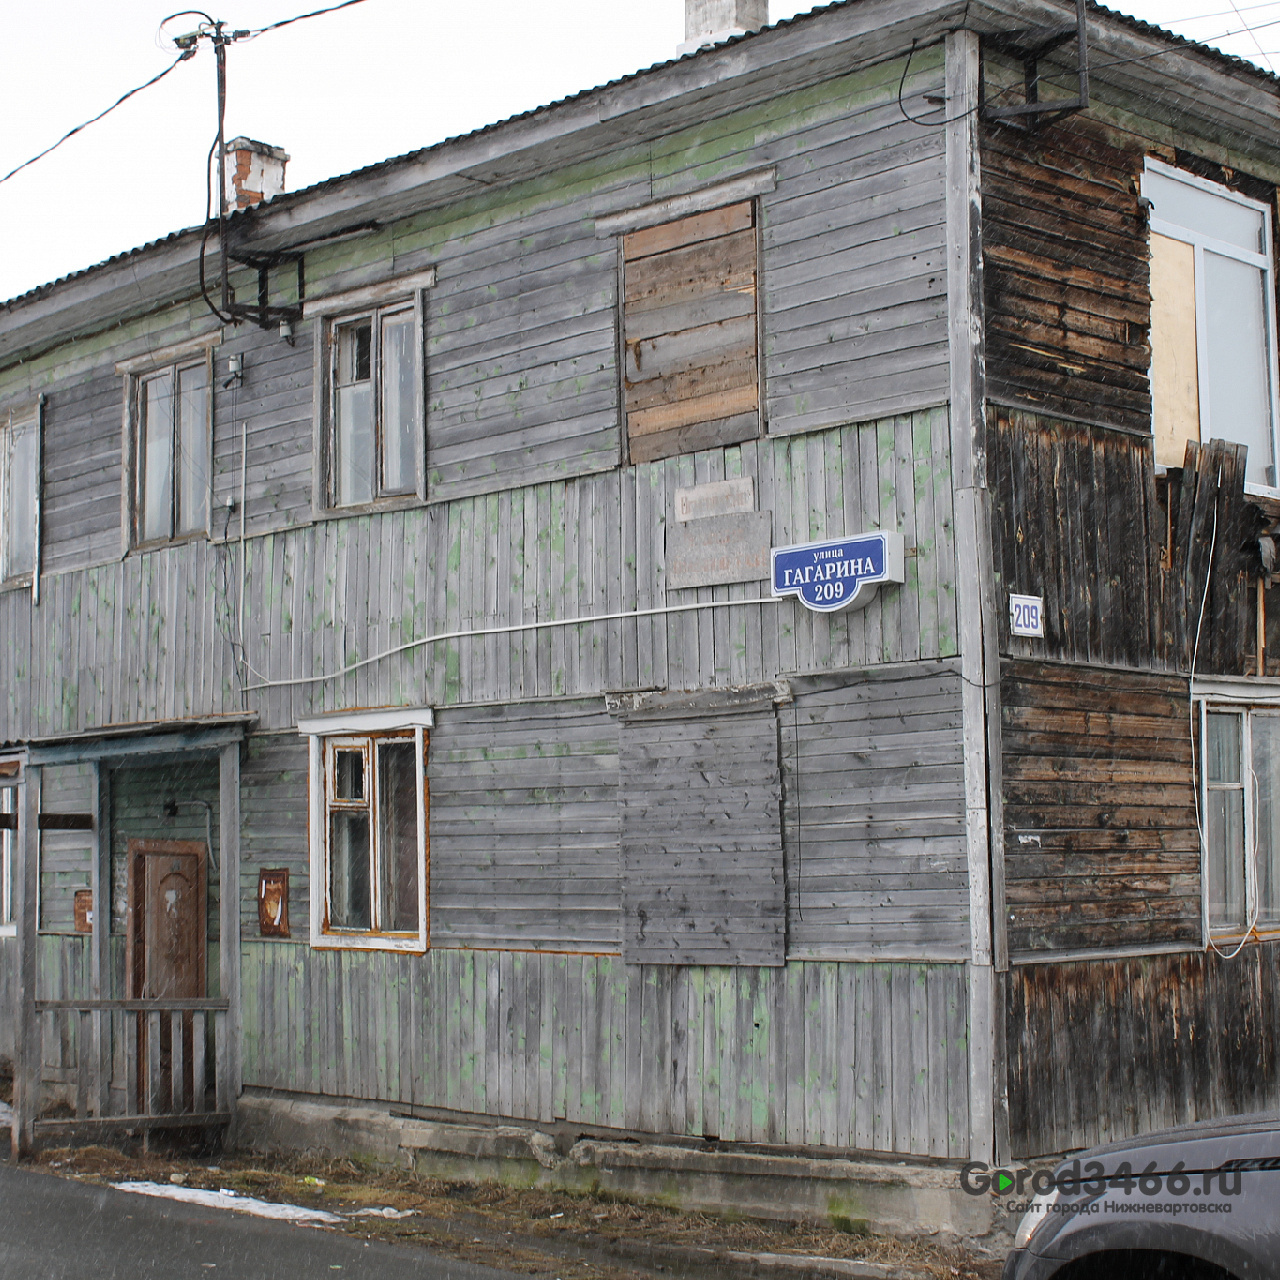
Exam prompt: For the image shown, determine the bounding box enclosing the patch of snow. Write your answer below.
[110,1181,342,1224]
[0,1101,14,1126]
[349,1207,416,1219]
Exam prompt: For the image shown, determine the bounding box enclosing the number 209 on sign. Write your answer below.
[1009,594,1045,638]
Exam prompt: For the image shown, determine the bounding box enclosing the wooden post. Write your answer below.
[218,742,242,1137]
[946,29,1004,1166]
[12,765,40,1158]
[90,761,111,1117]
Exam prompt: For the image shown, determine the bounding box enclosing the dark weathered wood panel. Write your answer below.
[1001,659,1200,956]
[429,700,620,951]
[40,369,124,573]
[241,943,970,1156]
[781,662,969,958]
[1007,943,1280,1157]
[0,936,14,1067]
[980,114,1151,431]
[619,705,784,966]
[623,204,760,466]
[989,408,1261,675]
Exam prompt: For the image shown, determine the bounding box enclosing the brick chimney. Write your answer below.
[678,0,768,55]
[223,137,289,211]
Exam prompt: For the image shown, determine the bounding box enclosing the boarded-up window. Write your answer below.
[618,701,784,966]
[622,202,761,465]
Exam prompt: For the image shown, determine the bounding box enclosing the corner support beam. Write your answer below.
[946,28,1008,1167]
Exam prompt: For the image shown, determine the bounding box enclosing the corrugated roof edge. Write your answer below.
[2,0,1277,314]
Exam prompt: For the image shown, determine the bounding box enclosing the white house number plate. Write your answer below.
[1009,594,1045,638]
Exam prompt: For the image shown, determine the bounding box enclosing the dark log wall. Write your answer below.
[1001,660,1200,956]
[990,409,1261,676]
[1007,943,1280,1157]
[980,116,1151,432]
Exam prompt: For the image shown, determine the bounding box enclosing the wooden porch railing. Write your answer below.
[30,998,232,1138]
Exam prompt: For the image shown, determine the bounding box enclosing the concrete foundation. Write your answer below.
[235,1092,1001,1245]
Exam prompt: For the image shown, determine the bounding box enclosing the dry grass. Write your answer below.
[30,1144,1002,1280]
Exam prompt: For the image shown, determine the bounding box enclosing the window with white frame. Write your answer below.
[302,711,429,951]
[1,786,16,934]
[1202,705,1280,936]
[1144,160,1280,489]
[1,408,38,583]
[131,357,211,544]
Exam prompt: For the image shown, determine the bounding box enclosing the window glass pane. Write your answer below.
[140,372,174,541]
[380,314,417,495]
[6,418,37,575]
[328,810,371,930]
[1253,715,1280,925]
[1145,169,1264,254]
[1207,786,1247,930]
[333,749,364,801]
[377,741,419,932]
[1204,252,1274,486]
[1206,711,1242,783]
[176,363,209,535]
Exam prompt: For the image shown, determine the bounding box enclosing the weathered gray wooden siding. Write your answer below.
[619,702,784,966]
[781,662,968,960]
[37,763,94,934]
[0,409,956,741]
[214,323,315,536]
[241,942,970,1156]
[756,55,948,433]
[239,733,311,942]
[430,700,620,952]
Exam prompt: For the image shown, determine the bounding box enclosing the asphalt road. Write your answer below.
[0,1164,525,1280]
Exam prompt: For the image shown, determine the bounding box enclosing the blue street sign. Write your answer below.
[770,531,905,613]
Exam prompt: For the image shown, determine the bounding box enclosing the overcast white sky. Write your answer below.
[1,0,1278,303]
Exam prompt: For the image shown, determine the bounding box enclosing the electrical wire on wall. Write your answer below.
[1187,467,1260,960]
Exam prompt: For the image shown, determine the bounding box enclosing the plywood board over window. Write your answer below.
[622,201,761,465]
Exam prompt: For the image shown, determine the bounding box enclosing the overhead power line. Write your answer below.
[0,0,373,191]
[0,51,195,188]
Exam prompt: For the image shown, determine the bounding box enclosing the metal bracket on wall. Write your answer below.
[223,249,305,332]
[981,0,1089,128]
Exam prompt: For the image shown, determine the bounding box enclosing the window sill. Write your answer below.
[313,494,424,523]
[0,923,15,939]
[310,930,427,954]
[1207,927,1280,947]
[129,531,209,555]
[0,573,33,594]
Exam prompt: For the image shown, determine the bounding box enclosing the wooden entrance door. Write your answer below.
[126,839,207,1111]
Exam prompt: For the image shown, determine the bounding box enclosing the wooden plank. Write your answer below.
[623,203,753,260]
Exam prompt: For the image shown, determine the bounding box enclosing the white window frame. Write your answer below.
[0,779,18,937]
[304,270,434,515]
[117,334,220,550]
[1196,687,1280,943]
[302,708,431,953]
[1,401,41,592]
[1143,158,1280,495]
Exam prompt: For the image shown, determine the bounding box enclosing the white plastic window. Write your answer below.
[1202,706,1280,937]
[1145,160,1280,490]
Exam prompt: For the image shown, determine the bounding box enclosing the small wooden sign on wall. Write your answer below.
[258,869,290,937]
[73,889,93,934]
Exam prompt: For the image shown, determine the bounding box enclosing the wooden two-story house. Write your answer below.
[3,0,1280,1213]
